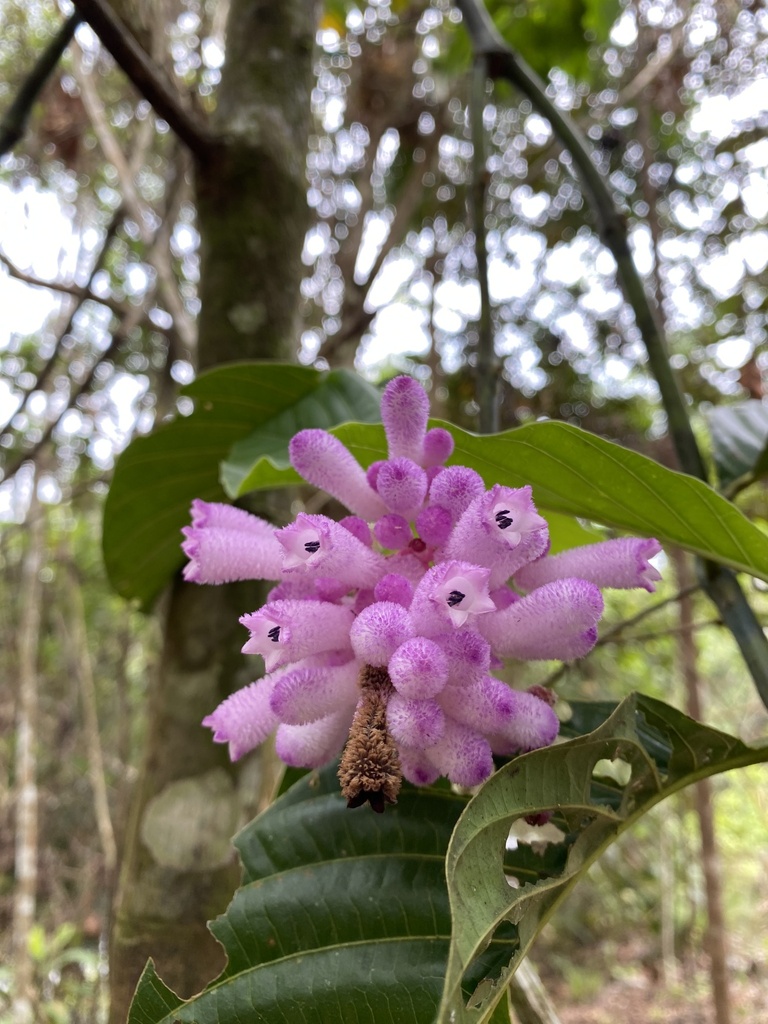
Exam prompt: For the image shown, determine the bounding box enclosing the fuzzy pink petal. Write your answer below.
[388,637,449,698]
[489,691,560,754]
[410,561,496,636]
[428,718,494,788]
[276,512,387,587]
[515,537,663,593]
[380,375,430,463]
[182,525,283,584]
[289,429,386,520]
[387,694,445,747]
[428,466,485,523]
[376,457,428,518]
[202,676,279,761]
[269,660,360,724]
[240,600,354,671]
[349,601,415,666]
[274,710,352,768]
[442,484,549,587]
[478,578,603,661]
[422,428,454,468]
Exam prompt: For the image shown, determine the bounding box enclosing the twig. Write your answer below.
[456,0,768,710]
[0,209,125,435]
[0,249,126,315]
[59,562,118,874]
[617,22,686,105]
[1,297,151,483]
[456,0,702,476]
[73,51,197,355]
[70,0,213,159]
[0,12,82,158]
[470,55,498,433]
[12,487,44,1024]
[595,581,701,645]
[322,116,443,361]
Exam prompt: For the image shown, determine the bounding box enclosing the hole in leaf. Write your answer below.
[592,757,632,786]
[462,919,520,1009]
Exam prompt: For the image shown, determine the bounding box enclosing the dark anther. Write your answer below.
[447,590,465,607]
[409,537,427,553]
[346,789,387,813]
[304,540,320,553]
[267,625,281,642]
[495,509,513,530]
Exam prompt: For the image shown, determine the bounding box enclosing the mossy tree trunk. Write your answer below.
[108,3,315,1020]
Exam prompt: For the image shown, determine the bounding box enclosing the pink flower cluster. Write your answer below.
[182,376,661,809]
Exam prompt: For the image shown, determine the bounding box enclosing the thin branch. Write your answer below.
[70,0,213,159]
[321,119,443,361]
[470,55,498,433]
[617,22,687,105]
[59,561,118,875]
[1,297,151,483]
[73,51,197,355]
[595,581,701,645]
[456,0,768,710]
[456,0,702,477]
[0,12,82,158]
[0,249,126,315]
[12,489,44,1024]
[0,210,125,435]
[73,46,152,240]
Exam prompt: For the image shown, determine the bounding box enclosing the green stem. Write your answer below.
[470,55,498,434]
[455,0,768,708]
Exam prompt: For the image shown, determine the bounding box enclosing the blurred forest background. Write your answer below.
[1,1,767,1022]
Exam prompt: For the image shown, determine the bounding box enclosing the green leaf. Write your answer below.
[490,0,620,84]
[127,768,477,1024]
[708,400,768,488]
[128,698,768,1023]
[437,693,768,1023]
[237,418,768,583]
[221,372,381,498]
[102,365,381,606]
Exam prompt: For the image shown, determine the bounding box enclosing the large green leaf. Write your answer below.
[127,696,768,1024]
[102,365,381,606]
[708,400,768,488]
[437,694,768,1023]
[235,418,768,583]
[127,769,483,1024]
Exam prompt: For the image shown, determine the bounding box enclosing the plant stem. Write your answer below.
[456,0,768,708]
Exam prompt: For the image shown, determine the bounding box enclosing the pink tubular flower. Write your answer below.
[183,374,663,808]
[289,429,386,520]
[240,600,354,671]
[202,675,279,761]
[478,578,604,661]
[443,484,549,587]
[276,512,387,588]
[409,560,496,635]
[514,537,663,593]
[381,374,430,463]
[181,500,283,584]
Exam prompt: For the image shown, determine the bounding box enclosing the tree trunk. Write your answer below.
[108,3,315,1020]
[674,550,732,1024]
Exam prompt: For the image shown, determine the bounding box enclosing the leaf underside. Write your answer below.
[101,365,381,606]
[127,694,768,1024]
[708,400,768,488]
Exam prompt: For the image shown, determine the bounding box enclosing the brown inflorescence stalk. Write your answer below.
[338,665,403,813]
